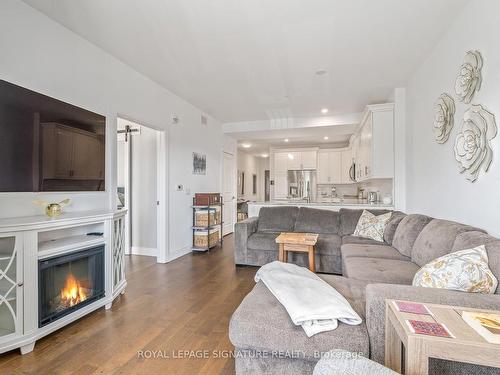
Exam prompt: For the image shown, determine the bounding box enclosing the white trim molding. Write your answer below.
[130,246,158,257]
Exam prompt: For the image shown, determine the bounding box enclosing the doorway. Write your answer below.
[222,152,236,235]
[264,170,270,202]
[117,117,166,262]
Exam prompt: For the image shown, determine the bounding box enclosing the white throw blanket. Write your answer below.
[255,261,362,337]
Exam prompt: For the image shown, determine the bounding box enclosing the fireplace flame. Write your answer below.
[60,274,87,307]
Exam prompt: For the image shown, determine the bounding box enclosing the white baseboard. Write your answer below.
[167,245,192,262]
[131,246,158,257]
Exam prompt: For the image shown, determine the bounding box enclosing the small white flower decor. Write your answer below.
[433,93,455,144]
[454,104,497,182]
[455,50,483,104]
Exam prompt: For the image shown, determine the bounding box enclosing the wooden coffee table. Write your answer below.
[385,299,500,375]
[275,232,319,272]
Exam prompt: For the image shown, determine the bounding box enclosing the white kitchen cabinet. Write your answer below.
[274,152,289,172]
[317,150,341,184]
[287,152,302,170]
[273,171,288,199]
[317,152,330,184]
[300,151,317,170]
[353,104,394,182]
[341,149,354,184]
[272,149,318,172]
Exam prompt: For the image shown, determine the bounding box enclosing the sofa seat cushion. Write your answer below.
[343,257,419,285]
[341,244,410,261]
[229,282,369,360]
[248,232,279,251]
[342,235,383,246]
[257,206,299,232]
[294,207,340,234]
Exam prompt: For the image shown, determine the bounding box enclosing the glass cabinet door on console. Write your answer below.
[0,233,23,342]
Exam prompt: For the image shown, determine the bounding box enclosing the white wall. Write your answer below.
[0,0,224,261]
[237,151,266,201]
[406,0,500,236]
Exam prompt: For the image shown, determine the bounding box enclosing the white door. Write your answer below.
[223,152,236,235]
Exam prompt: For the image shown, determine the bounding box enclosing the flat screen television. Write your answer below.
[0,80,106,192]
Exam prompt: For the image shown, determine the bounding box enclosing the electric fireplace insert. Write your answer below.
[38,246,105,327]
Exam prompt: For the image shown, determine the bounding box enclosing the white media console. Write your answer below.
[0,209,126,355]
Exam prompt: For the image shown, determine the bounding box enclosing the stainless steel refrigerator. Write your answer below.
[287,170,317,202]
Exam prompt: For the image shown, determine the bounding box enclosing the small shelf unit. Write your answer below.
[192,194,223,252]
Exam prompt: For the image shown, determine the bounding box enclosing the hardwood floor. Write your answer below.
[0,235,257,375]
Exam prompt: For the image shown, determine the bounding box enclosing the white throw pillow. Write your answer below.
[413,245,498,294]
[353,210,392,242]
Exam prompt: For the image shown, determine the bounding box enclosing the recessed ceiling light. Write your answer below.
[321,108,329,114]
[241,143,251,148]
[324,136,329,140]
[315,70,327,76]
[284,138,289,143]
[261,153,269,158]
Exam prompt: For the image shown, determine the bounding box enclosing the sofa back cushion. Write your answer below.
[383,211,406,245]
[392,214,433,257]
[453,231,500,294]
[339,208,392,236]
[257,206,299,232]
[411,219,481,267]
[294,207,340,234]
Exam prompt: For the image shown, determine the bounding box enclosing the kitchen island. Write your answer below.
[247,200,394,218]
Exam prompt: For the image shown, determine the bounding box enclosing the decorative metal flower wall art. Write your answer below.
[454,104,497,182]
[455,50,483,104]
[433,93,455,144]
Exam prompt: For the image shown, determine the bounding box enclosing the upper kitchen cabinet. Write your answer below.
[299,151,317,170]
[317,148,354,185]
[341,149,354,184]
[317,150,341,184]
[274,152,289,172]
[354,104,394,182]
[272,149,318,172]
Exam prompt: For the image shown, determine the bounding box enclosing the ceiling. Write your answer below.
[23,0,468,122]
[235,124,355,156]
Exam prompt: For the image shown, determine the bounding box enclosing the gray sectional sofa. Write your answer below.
[230,206,500,375]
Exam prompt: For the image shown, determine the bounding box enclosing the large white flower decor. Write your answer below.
[433,93,455,144]
[454,104,497,182]
[455,50,483,104]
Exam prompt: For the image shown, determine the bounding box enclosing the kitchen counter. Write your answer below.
[247,200,394,218]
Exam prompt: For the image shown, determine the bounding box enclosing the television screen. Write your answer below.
[0,80,106,192]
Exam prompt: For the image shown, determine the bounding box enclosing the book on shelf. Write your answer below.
[462,311,500,344]
[393,300,432,315]
[406,319,454,338]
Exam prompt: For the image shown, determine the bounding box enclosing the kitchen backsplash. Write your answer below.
[317,178,393,202]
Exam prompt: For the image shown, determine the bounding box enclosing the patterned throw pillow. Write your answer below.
[413,245,498,294]
[353,210,392,242]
